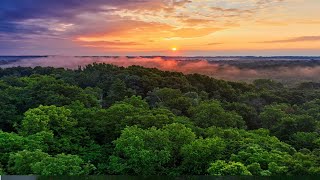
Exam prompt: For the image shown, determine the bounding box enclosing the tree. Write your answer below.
[253,79,284,90]
[224,102,260,129]
[16,75,99,111]
[162,123,196,174]
[268,162,288,175]
[208,160,251,176]
[95,97,177,144]
[272,115,317,141]
[301,99,320,120]
[162,123,196,154]
[0,130,51,168]
[205,127,296,158]
[8,150,49,175]
[217,141,298,176]
[189,101,245,128]
[121,95,149,109]
[180,137,226,174]
[0,89,20,131]
[122,108,176,129]
[0,163,4,175]
[20,105,76,136]
[19,105,97,156]
[287,151,319,175]
[259,103,291,129]
[146,88,194,115]
[247,162,263,176]
[290,132,319,150]
[32,153,94,175]
[108,126,171,175]
[105,78,135,106]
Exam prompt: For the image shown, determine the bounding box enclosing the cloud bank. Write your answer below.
[3,0,306,55]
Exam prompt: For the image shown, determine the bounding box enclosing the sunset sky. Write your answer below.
[1,0,320,56]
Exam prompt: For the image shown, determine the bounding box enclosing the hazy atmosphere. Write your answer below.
[2,56,320,83]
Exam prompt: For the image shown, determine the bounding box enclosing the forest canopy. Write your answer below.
[1,63,320,176]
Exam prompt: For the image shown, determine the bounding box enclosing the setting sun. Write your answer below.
[171,47,177,51]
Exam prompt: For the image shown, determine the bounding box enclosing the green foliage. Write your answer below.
[8,150,49,174]
[290,132,319,150]
[0,163,4,175]
[20,105,76,136]
[272,115,317,141]
[259,103,291,129]
[32,153,95,175]
[301,99,320,120]
[268,162,288,175]
[0,88,20,131]
[247,162,263,175]
[205,127,296,161]
[108,126,171,175]
[0,130,52,167]
[162,123,196,175]
[122,108,176,129]
[224,102,260,129]
[230,144,291,172]
[189,101,245,128]
[122,95,149,109]
[181,137,226,174]
[208,160,251,176]
[106,78,135,106]
[146,88,195,115]
[163,123,196,153]
[1,64,320,176]
[253,79,284,90]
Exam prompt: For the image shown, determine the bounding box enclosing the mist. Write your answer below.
[1,56,320,83]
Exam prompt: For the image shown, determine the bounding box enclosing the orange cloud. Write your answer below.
[170,27,221,38]
[255,36,320,43]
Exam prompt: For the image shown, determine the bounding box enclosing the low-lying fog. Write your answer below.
[1,56,320,83]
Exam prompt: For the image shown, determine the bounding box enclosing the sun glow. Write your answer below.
[171,47,177,51]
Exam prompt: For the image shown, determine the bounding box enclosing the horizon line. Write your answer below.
[1,55,320,58]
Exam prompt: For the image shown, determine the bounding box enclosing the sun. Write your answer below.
[171,47,177,51]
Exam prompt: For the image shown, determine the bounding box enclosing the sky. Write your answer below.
[1,0,320,56]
